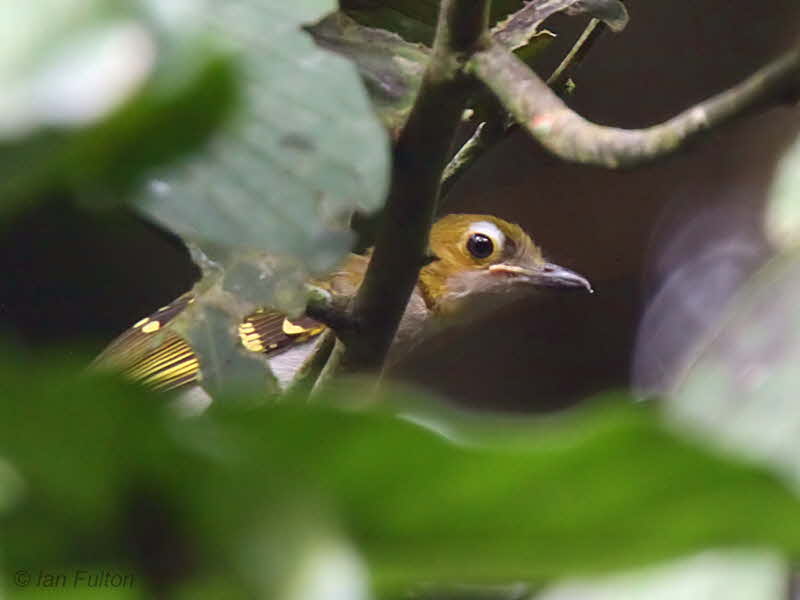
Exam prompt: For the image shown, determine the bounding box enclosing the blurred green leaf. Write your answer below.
[308,13,430,136]
[766,132,800,249]
[3,359,800,596]
[136,0,389,316]
[668,249,800,492]
[0,0,145,139]
[534,550,787,600]
[0,0,237,215]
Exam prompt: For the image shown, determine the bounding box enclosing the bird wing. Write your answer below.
[92,293,326,392]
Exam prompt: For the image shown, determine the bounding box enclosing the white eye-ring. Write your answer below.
[466,221,504,259]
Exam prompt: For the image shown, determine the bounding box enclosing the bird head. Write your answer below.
[419,214,592,315]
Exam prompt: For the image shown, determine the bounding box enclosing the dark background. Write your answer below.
[2,0,799,412]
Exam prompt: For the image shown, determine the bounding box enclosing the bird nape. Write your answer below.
[92,214,592,396]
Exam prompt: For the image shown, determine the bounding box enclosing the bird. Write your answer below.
[93,214,591,398]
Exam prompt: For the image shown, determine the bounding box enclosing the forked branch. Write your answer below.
[469,40,800,168]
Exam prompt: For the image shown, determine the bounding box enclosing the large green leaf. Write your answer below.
[668,132,800,492]
[667,250,800,492]
[136,0,389,312]
[766,133,800,249]
[3,359,800,596]
[0,0,237,215]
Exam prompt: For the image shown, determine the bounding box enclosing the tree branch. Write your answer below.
[340,0,492,373]
[441,15,612,199]
[469,40,800,168]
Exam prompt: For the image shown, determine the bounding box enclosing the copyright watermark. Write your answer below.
[14,569,135,589]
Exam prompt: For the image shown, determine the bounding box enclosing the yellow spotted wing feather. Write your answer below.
[92,294,326,392]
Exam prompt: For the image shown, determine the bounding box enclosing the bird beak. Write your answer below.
[489,262,593,293]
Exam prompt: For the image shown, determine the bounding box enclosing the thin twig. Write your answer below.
[546,18,605,94]
[469,40,800,168]
[441,16,611,199]
[440,114,506,200]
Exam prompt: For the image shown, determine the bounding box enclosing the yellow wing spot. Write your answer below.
[238,323,265,352]
[133,317,150,328]
[269,343,279,349]
[149,359,200,391]
[141,321,161,334]
[282,319,308,335]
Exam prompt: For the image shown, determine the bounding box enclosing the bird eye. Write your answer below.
[466,233,494,259]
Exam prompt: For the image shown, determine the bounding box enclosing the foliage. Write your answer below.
[3,362,800,598]
[2,0,800,598]
[0,0,237,216]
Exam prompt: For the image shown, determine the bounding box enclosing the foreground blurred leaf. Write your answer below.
[535,550,787,600]
[3,359,800,595]
[0,0,236,214]
[162,244,286,399]
[766,132,800,249]
[137,0,389,316]
[668,250,800,492]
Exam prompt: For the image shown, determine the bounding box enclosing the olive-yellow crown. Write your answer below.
[420,214,590,312]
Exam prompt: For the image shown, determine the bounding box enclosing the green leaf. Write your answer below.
[668,249,800,491]
[0,0,237,215]
[4,358,800,596]
[766,133,800,249]
[136,0,389,315]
